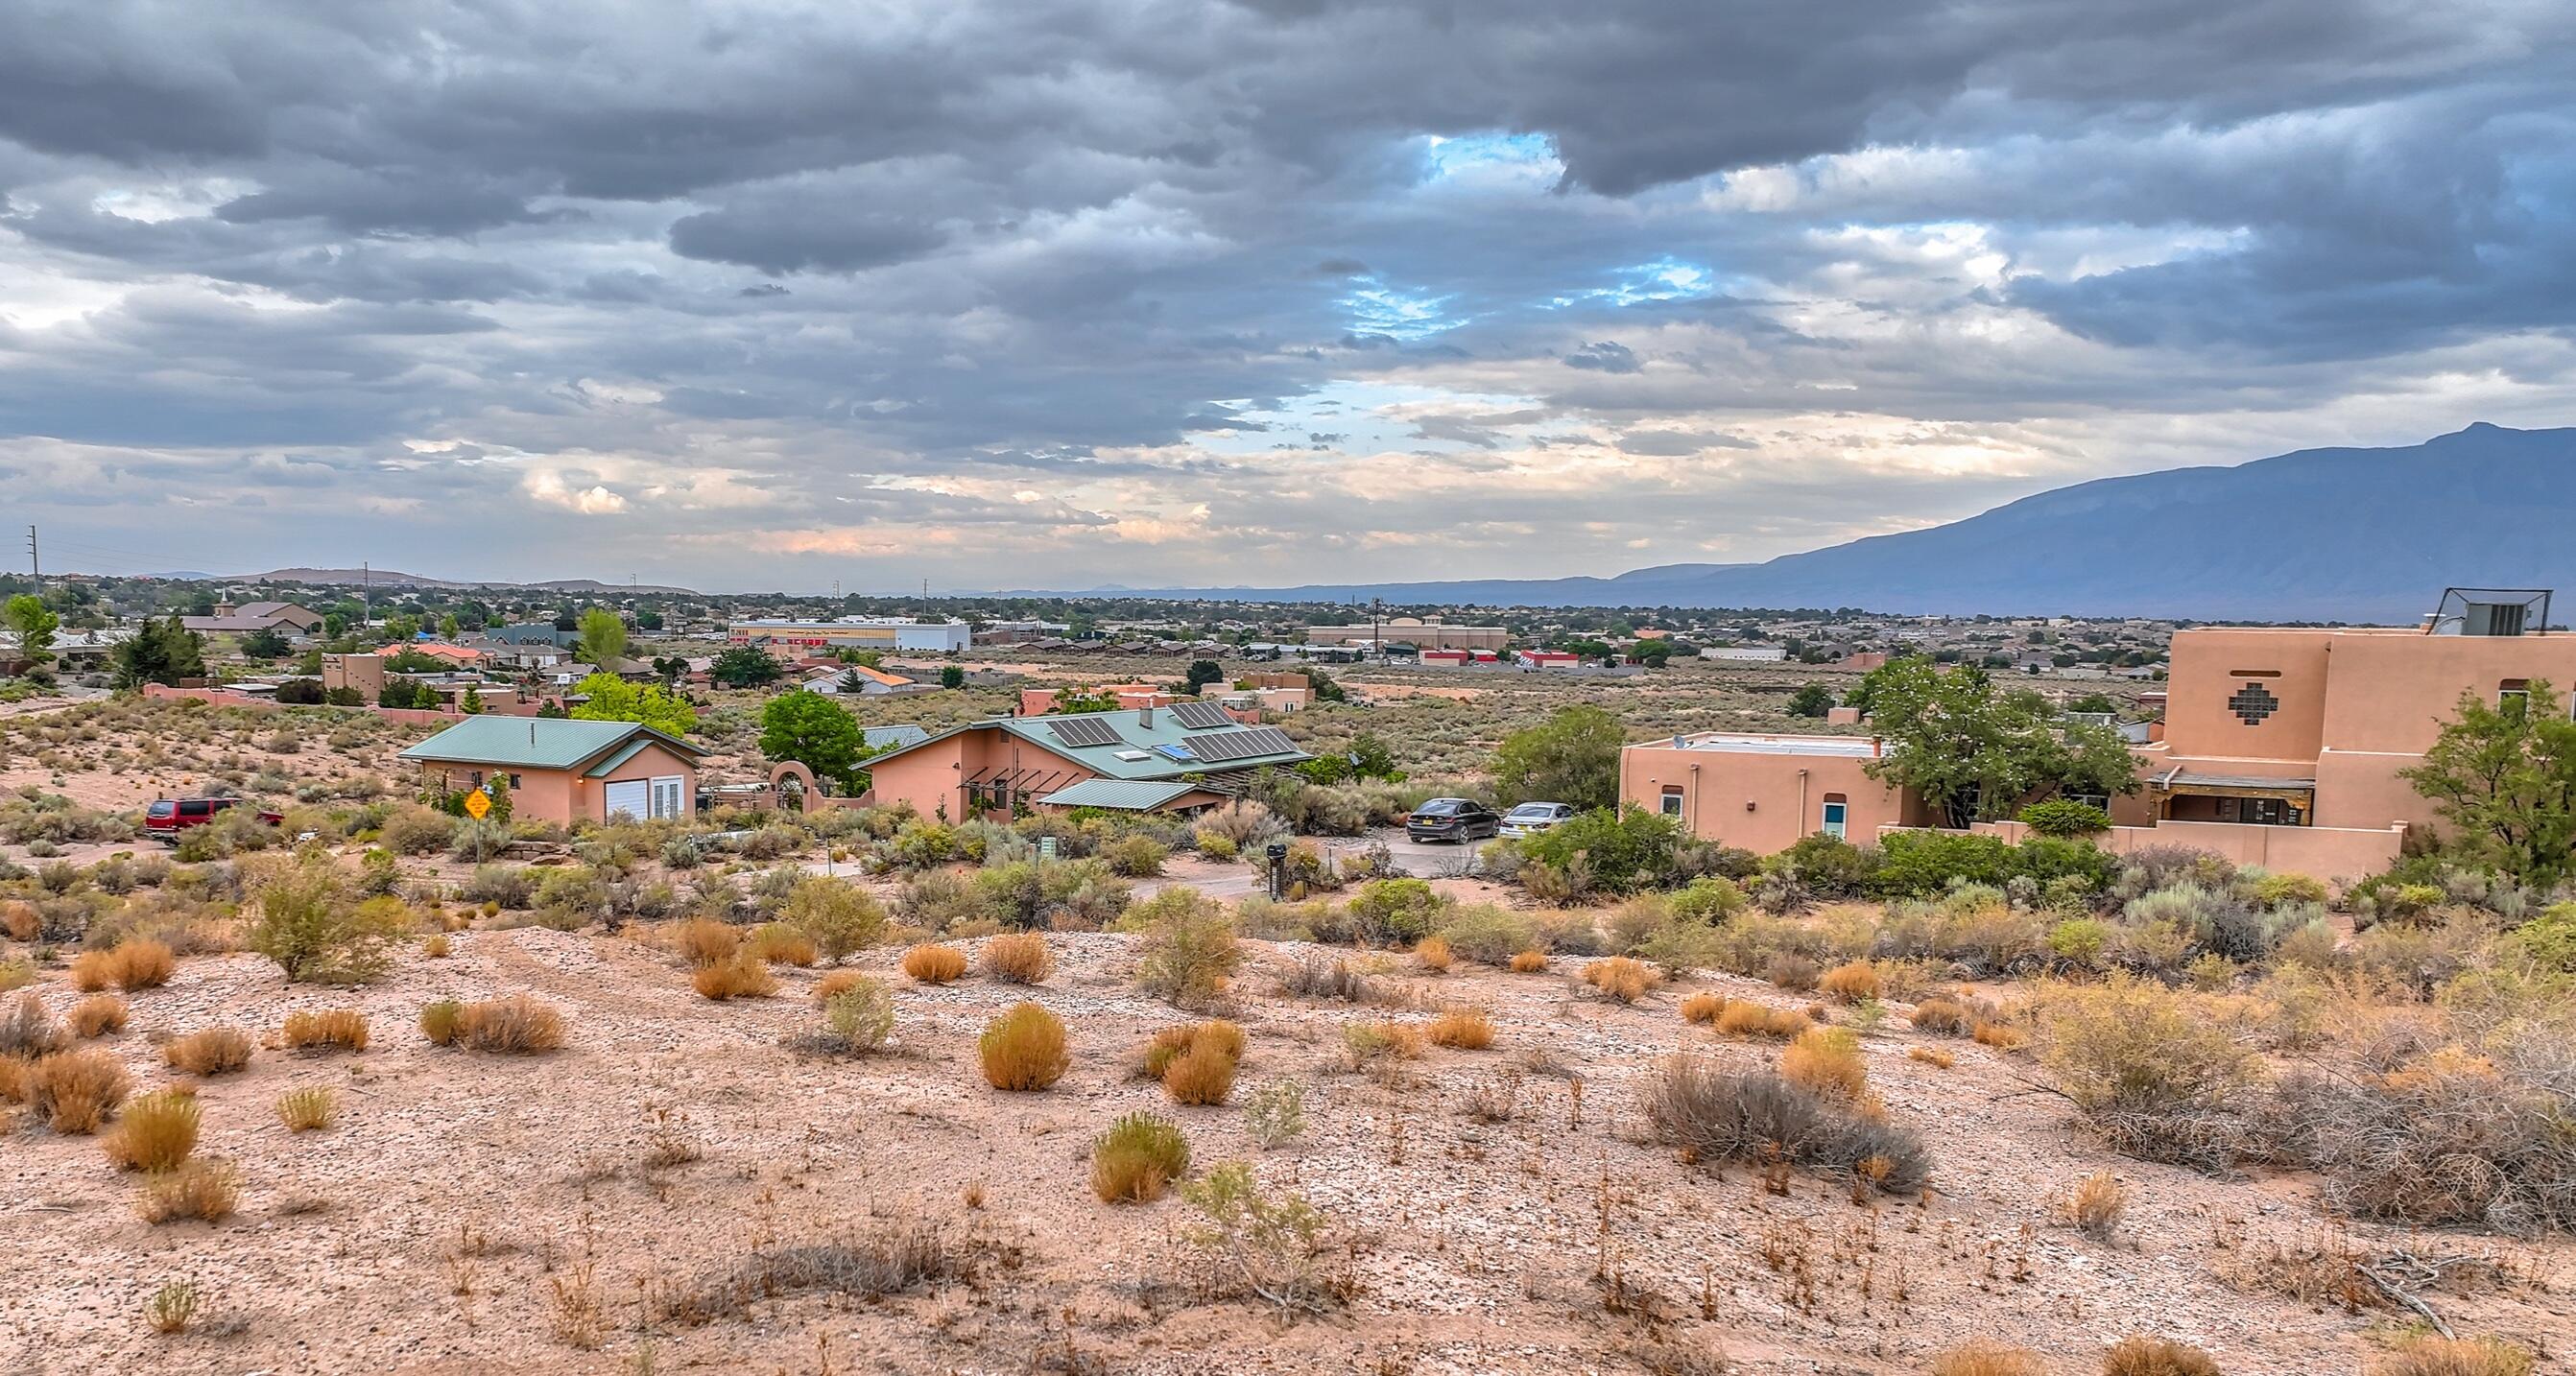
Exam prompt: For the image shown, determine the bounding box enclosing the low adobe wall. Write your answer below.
[1963,818,2406,885]
[141,684,542,724]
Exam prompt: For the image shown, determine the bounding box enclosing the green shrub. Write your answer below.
[1345,877,1447,946]
[780,876,887,961]
[1124,887,1241,1007]
[1872,830,2015,897]
[1515,807,1682,895]
[2252,870,2330,909]
[247,864,411,984]
[1101,835,1170,878]
[1765,832,1877,898]
[2018,799,2111,837]
[2047,917,2111,967]
[1666,876,1746,924]
[1433,904,1539,965]
[2508,901,2576,971]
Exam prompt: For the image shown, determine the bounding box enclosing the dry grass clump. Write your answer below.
[1766,952,1821,991]
[1972,1018,2028,1051]
[1680,991,1728,1025]
[68,994,130,1038]
[1509,949,1549,974]
[1819,960,1883,1002]
[748,922,819,967]
[672,916,740,968]
[77,938,178,993]
[2101,1336,2222,1376]
[1911,996,1975,1035]
[812,968,870,1004]
[1909,1046,1956,1070]
[420,999,465,1045]
[105,1088,199,1170]
[1930,1341,2046,1376]
[1414,935,1453,973]
[276,1085,336,1131]
[68,948,114,992]
[1341,1020,1425,1067]
[146,1279,200,1335]
[280,1008,370,1053]
[901,942,968,984]
[979,933,1054,985]
[1715,1001,1811,1039]
[694,952,778,1000]
[2063,1170,2128,1240]
[979,1002,1069,1091]
[2366,1337,2534,1376]
[1091,1111,1189,1203]
[2038,974,2258,1167]
[1583,956,1659,1004]
[458,995,566,1053]
[29,1048,131,1133]
[1641,1055,1930,1195]
[422,933,451,959]
[1,991,65,1060]
[1278,956,1375,1003]
[1426,1006,1496,1050]
[164,1028,251,1076]
[138,1159,239,1224]
[1163,1039,1238,1106]
[1780,1027,1868,1099]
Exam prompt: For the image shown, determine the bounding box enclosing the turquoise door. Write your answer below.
[1821,800,1848,840]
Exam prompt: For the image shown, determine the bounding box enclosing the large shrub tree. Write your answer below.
[1857,657,2136,827]
[569,673,698,736]
[1491,704,1625,809]
[759,690,870,792]
[576,607,628,667]
[2401,679,2576,888]
[708,646,784,688]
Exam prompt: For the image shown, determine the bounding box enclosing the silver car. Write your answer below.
[1498,801,1576,838]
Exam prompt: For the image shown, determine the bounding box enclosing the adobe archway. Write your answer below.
[768,760,818,812]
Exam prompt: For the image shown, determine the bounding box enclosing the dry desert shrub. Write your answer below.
[2039,975,2258,1167]
[1584,956,1659,1004]
[1931,1342,2046,1376]
[1766,952,1821,991]
[105,1088,199,1170]
[68,994,128,1038]
[1640,1055,1929,1195]
[68,948,114,992]
[2064,1170,2129,1240]
[1908,1046,1956,1070]
[29,1047,131,1133]
[2101,1336,2222,1376]
[694,952,777,1000]
[814,981,895,1055]
[1910,996,1975,1035]
[1164,1041,1238,1106]
[1092,1110,1190,1203]
[138,1159,239,1224]
[748,922,818,967]
[660,1222,964,1326]
[1972,1018,2028,1052]
[1426,1006,1495,1050]
[1509,949,1549,974]
[1819,960,1882,1002]
[901,942,967,984]
[2366,1337,2535,1376]
[979,932,1054,985]
[1780,1027,1867,1099]
[276,1085,336,1131]
[422,933,451,959]
[812,968,870,1004]
[1716,1001,1810,1039]
[280,1008,369,1053]
[108,939,177,990]
[146,1280,200,1335]
[0,991,62,1059]
[164,1028,251,1076]
[1278,956,1374,1003]
[1680,991,1728,1025]
[459,996,565,1053]
[419,999,465,1046]
[979,1002,1069,1090]
[1342,1020,1426,1067]
[672,916,739,968]
[1414,935,1453,973]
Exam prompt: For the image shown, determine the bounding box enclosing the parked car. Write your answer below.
[1405,797,1500,843]
[143,796,283,843]
[1498,801,1576,838]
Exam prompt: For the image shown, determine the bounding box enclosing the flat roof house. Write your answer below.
[728,619,973,653]
[397,717,704,825]
[865,705,1311,820]
[1621,732,1934,853]
[180,601,325,636]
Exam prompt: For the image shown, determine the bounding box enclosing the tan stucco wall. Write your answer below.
[420,741,695,826]
[1620,741,1921,852]
[868,727,1105,823]
[1972,818,2404,884]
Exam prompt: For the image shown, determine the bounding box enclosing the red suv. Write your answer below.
[143,797,283,842]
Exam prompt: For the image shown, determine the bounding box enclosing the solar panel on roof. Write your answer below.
[1181,725,1299,762]
[1046,716,1122,748]
[1168,700,1235,730]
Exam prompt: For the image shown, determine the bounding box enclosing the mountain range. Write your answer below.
[207,568,699,596]
[1109,424,2576,623]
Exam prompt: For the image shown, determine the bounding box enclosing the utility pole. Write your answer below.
[1371,596,1382,662]
[24,525,36,589]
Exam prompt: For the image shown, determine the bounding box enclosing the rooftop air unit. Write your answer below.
[2426,587,2552,637]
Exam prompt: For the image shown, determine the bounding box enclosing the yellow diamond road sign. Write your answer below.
[462,790,490,820]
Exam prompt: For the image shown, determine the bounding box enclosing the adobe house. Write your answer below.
[1619,732,1936,853]
[180,601,326,636]
[397,717,704,825]
[866,705,1309,820]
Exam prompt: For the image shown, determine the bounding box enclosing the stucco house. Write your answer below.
[865,705,1309,820]
[397,717,704,825]
[180,601,326,636]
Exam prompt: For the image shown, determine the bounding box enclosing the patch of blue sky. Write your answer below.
[1340,277,1469,339]
[1549,255,1722,309]
[1194,381,1541,458]
[1420,131,1562,184]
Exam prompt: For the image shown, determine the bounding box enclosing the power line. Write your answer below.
[25,525,36,588]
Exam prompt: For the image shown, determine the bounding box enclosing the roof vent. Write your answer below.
[1137,704,1155,727]
[1112,749,1151,762]
[2428,587,2551,637]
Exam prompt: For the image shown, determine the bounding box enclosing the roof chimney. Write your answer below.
[1137,704,1155,728]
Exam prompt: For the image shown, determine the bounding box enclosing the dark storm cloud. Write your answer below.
[2,0,2572,587]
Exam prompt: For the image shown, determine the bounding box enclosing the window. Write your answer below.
[2500,679,2530,718]
[1820,794,1849,841]
[1658,786,1684,818]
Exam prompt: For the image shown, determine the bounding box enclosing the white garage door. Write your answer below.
[603,779,649,821]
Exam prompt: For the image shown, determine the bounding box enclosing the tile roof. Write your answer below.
[397,716,703,771]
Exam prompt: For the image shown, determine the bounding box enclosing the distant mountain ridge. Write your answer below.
[211,568,698,596]
[1107,424,2576,622]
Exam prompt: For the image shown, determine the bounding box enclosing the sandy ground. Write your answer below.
[6,920,2565,1376]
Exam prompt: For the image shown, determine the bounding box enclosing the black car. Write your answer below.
[1406,797,1500,842]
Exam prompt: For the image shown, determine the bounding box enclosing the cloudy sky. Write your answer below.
[5,1,2573,594]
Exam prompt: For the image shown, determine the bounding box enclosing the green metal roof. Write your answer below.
[1036,779,1200,811]
[867,710,1310,781]
[397,716,703,771]
[583,739,656,777]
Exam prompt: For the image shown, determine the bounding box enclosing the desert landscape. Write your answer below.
[1,692,2569,1376]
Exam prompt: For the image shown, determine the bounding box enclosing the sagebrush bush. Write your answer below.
[164,1028,251,1076]
[138,1159,238,1224]
[1641,1056,1929,1194]
[694,952,777,1000]
[901,942,967,983]
[2101,1336,2220,1376]
[1126,888,1240,1008]
[979,932,1054,985]
[459,995,565,1053]
[818,980,895,1054]
[1426,1006,1495,1050]
[68,994,129,1038]
[105,1088,199,1170]
[29,1047,131,1132]
[281,1008,369,1053]
[1244,1079,1305,1148]
[1092,1110,1189,1202]
[979,1002,1069,1090]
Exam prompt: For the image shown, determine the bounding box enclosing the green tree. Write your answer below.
[569,673,698,736]
[577,607,627,667]
[4,594,60,671]
[112,615,206,688]
[382,614,420,643]
[940,664,966,690]
[1185,659,1226,693]
[1492,704,1625,809]
[2400,679,2576,888]
[2065,692,2120,716]
[1859,657,2138,827]
[759,690,869,791]
[708,646,784,688]
[238,627,291,659]
[1053,687,1120,714]
[634,608,663,630]
[1785,683,1835,718]
[458,685,486,715]
[439,612,462,641]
